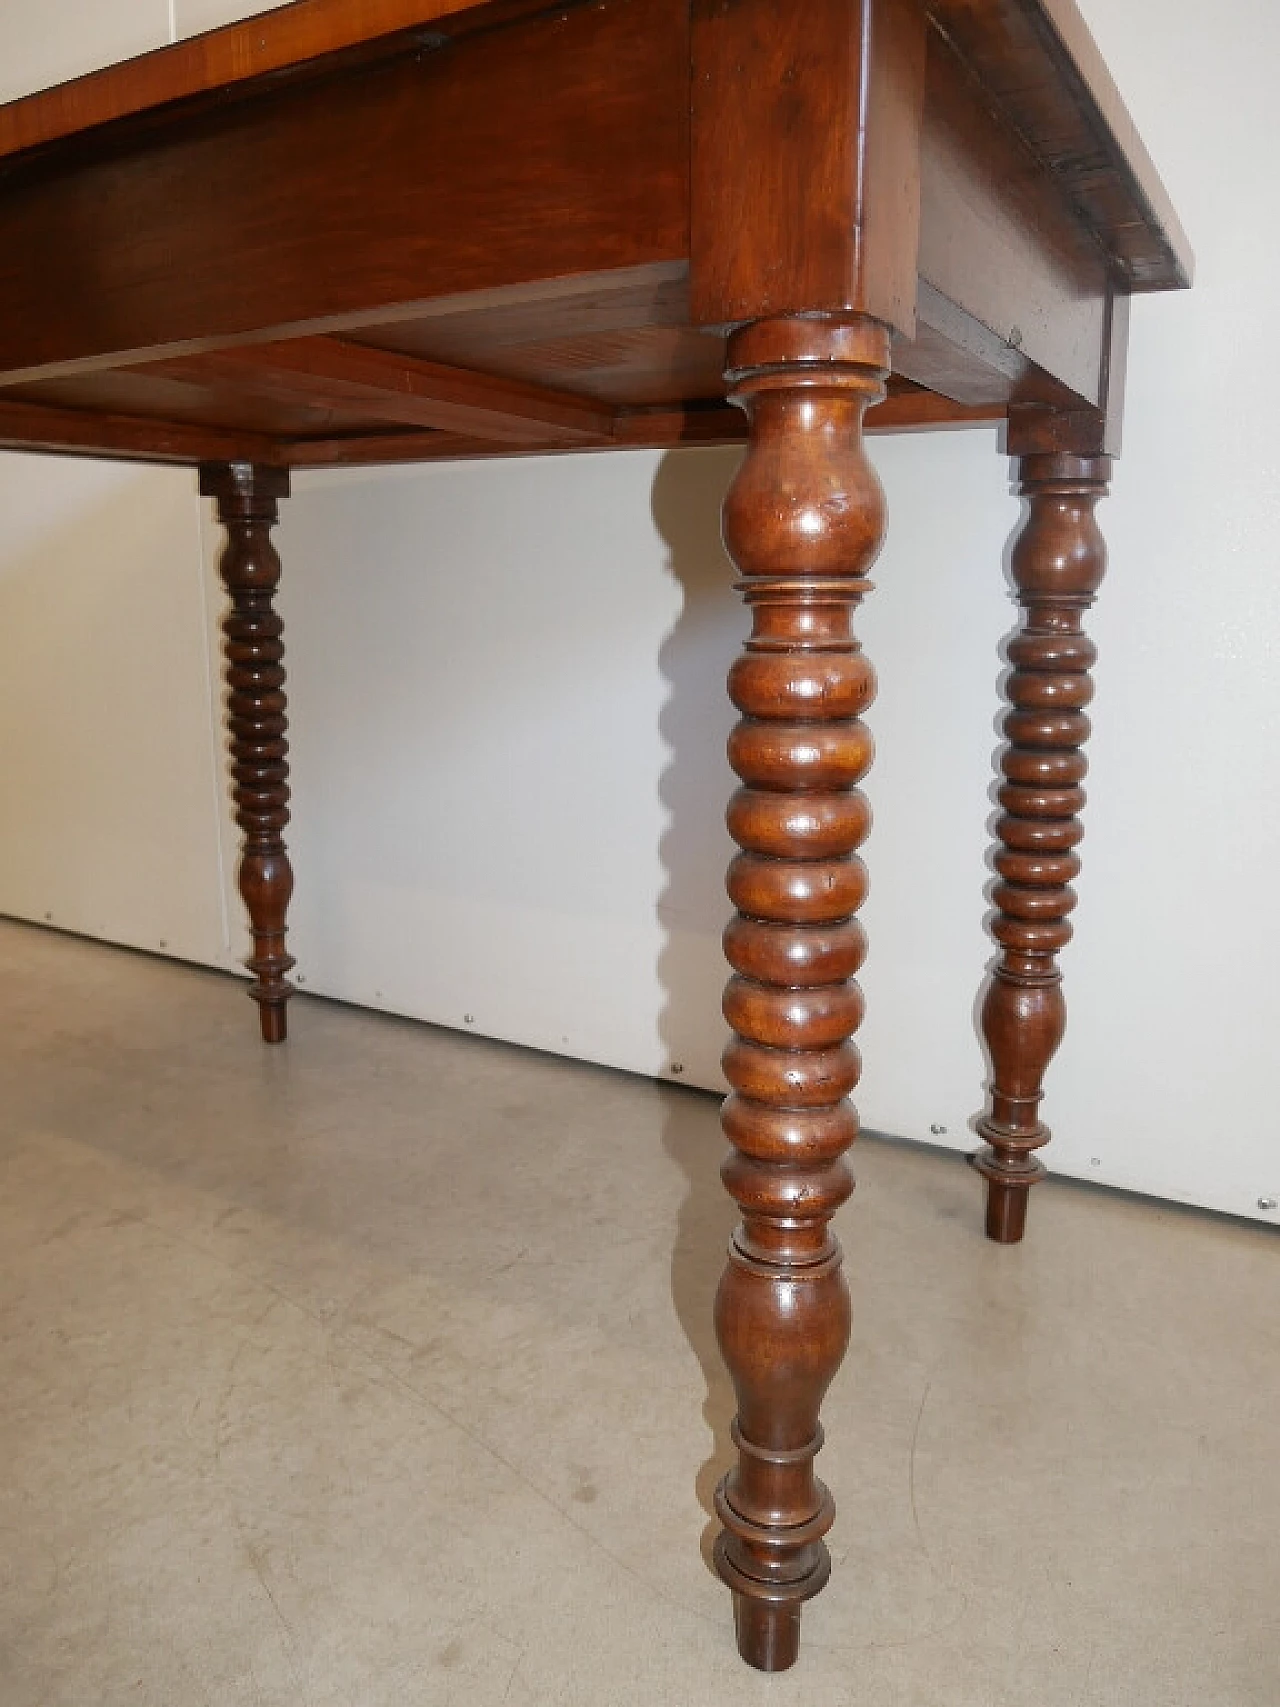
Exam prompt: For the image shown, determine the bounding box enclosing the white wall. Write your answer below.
[0,0,1276,1225]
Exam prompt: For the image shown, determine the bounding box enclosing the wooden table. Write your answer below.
[0,0,1191,1672]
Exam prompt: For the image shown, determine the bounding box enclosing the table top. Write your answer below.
[0,0,1192,472]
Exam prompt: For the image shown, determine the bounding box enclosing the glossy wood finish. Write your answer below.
[201,463,296,1044]
[0,0,1192,1671]
[713,315,887,1671]
[0,0,1189,470]
[691,0,926,333]
[0,0,1193,305]
[0,2,690,388]
[0,0,587,162]
[974,445,1109,1241]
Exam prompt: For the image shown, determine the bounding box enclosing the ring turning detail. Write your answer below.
[974,451,1111,1242]
[713,314,889,1672]
[201,462,297,1044]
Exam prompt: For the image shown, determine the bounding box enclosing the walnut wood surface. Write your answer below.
[182,338,616,445]
[691,0,926,334]
[202,462,297,1044]
[973,443,1109,1241]
[0,1,690,384]
[713,315,888,1671]
[0,0,563,162]
[0,0,1192,300]
[0,0,1190,471]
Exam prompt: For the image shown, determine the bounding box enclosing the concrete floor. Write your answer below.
[0,918,1275,1706]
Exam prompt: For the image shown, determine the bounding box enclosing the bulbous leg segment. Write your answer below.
[974,450,1110,1241]
[712,315,890,1669]
[201,463,296,1044]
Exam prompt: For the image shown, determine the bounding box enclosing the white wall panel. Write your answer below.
[0,459,231,965]
[0,0,168,103]
[173,0,291,38]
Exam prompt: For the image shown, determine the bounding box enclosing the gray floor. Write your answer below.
[0,918,1275,1706]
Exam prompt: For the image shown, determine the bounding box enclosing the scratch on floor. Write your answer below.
[908,1374,934,1563]
[244,1540,313,1707]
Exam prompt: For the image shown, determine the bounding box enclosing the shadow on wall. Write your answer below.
[970,463,1028,1128]
[648,444,746,1575]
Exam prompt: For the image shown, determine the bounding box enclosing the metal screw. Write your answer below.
[670,1062,685,1076]
[43,911,52,922]
[158,939,168,950]
[295,974,306,985]
[464,1014,475,1025]
[1258,1196,1278,1212]
[1090,1158,1101,1167]
[930,1123,947,1136]
[1009,325,1024,349]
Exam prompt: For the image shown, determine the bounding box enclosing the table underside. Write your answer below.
[0,0,1190,471]
[0,266,1005,470]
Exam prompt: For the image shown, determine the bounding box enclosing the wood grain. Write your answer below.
[0,0,1191,296]
[0,0,566,163]
[0,0,689,384]
[691,0,927,332]
[0,397,283,465]
[184,338,615,444]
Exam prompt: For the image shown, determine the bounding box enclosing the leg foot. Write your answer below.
[257,998,288,1044]
[732,1594,802,1673]
[981,1172,1033,1244]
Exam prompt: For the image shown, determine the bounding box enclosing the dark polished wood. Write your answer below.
[0,0,1189,462]
[974,442,1109,1241]
[0,0,1191,1670]
[201,462,296,1045]
[713,315,887,1671]
[691,0,926,332]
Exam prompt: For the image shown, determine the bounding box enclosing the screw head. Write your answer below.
[463,1014,475,1025]
[1258,1196,1278,1213]
[670,1062,685,1076]
[929,1123,947,1136]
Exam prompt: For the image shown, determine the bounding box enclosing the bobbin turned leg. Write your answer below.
[713,315,889,1671]
[200,462,295,1044]
[974,448,1110,1241]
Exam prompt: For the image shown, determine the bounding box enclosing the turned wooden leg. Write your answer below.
[974,450,1110,1241]
[713,316,888,1671]
[200,463,296,1044]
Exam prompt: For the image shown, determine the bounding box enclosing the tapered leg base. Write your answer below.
[733,1595,801,1673]
[256,999,288,1044]
[972,1145,1046,1244]
[984,1176,1030,1244]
